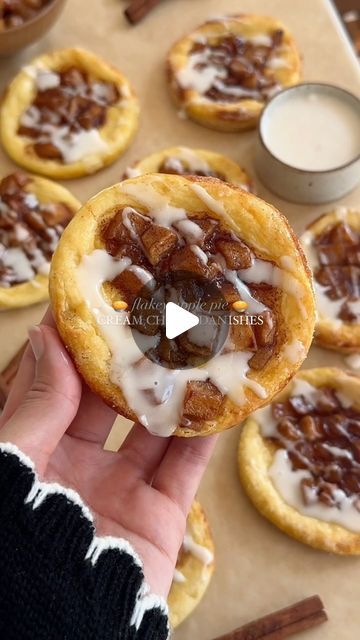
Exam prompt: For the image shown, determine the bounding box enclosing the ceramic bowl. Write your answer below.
[0,0,66,56]
[255,83,360,204]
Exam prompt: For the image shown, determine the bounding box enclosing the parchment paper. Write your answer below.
[0,1,359,638]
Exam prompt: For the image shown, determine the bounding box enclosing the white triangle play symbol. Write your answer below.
[165,302,199,340]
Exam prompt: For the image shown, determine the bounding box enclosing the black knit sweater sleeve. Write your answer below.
[0,443,170,640]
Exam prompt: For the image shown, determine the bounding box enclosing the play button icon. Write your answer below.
[165,302,199,340]
[129,270,231,369]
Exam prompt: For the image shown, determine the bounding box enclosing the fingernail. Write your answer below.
[28,326,44,361]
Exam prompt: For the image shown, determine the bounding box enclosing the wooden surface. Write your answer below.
[0,1,360,639]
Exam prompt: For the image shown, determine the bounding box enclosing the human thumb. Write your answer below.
[0,325,82,472]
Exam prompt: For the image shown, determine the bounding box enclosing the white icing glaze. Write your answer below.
[173,147,211,173]
[190,183,233,224]
[345,353,360,370]
[175,219,204,244]
[24,193,39,209]
[190,245,208,264]
[176,34,278,100]
[267,56,290,70]
[263,90,360,171]
[36,70,61,91]
[0,179,56,289]
[187,323,218,348]
[77,247,267,434]
[239,256,307,319]
[173,568,186,584]
[219,260,266,315]
[248,33,273,47]
[121,182,186,228]
[43,126,109,164]
[206,352,267,402]
[282,339,306,364]
[183,530,213,565]
[1,247,35,283]
[270,449,360,532]
[124,166,142,179]
[255,379,360,532]
[177,51,226,94]
[20,67,111,164]
[122,207,149,241]
[127,265,153,285]
[301,228,358,324]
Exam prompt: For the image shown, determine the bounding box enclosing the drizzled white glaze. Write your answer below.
[282,339,306,364]
[175,219,204,244]
[267,56,290,70]
[173,569,186,584]
[176,33,281,100]
[255,380,360,532]
[1,247,35,283]
[77,249,267,433]
[121,182,186,228]
[124,166,142,179]
[190,245,208,264]
[183,530,214,566]
[75,181,305,435]
[237,254,307,318]
[345,353,360,370]
[172,147,212,174]
[36,70,61,91]
[301,226,357,324]
[0,188,59,286]
[270,449,360,532]
[190,183,232,222]
[20,67,111,164]
[177,51,225,94]
[172,527,214,585]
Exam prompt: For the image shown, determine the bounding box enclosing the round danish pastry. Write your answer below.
[0,171,80,310]
[0,48,139,180]
[239,368,360,555]
[167,14,301,132]
[49,174,315,437]
[124,146,253,191]
[301,208,360,353]
[168,501,214,628]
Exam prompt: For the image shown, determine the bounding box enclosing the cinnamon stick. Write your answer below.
[125,0,163,25]
[212,596,327,640]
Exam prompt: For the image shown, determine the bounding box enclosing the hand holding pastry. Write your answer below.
[0,310,218,596]
[50,173,315,437]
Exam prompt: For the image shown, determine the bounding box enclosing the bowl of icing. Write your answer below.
[0,0,66,56]
[255,83,360,204]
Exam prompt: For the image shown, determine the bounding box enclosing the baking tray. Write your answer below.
[0,1,359,638]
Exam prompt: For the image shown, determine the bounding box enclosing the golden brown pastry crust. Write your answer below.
[49,173,315,437]
[167,14,301,132]
[0,48,139,179]
[168,501,214,629]
[0,174,80,310]
[238,367,360,555]
[301,209,360,353]
[125,146,253,191]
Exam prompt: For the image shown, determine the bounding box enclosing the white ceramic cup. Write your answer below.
[255,83,360,204]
